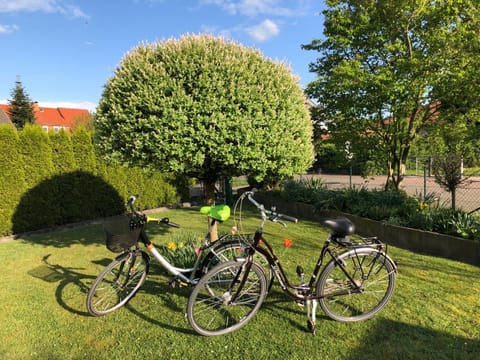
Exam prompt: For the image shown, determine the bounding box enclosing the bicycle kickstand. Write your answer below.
[306,299,317,336]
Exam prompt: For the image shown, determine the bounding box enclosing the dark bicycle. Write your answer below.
[186,191,397,336]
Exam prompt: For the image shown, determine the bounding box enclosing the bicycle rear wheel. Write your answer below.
[187,259,268,336]
[317,248,396,322]
[86,250,149,316]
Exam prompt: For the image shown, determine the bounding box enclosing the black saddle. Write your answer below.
[322,218,355,237]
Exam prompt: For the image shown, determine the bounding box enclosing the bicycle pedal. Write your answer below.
[169,278,189,288]
[296,300,305,307]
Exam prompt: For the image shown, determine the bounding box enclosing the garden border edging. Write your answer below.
[256,194,480,267]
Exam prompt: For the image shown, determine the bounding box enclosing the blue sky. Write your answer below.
[0,0,325,112]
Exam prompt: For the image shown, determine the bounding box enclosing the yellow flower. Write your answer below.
[178,242,185,249]
[167,242,177,251]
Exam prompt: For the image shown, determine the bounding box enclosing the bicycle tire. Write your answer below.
[86,250,149,316]
[200,239,273,286]
[316,248,396,322]
[187,259,268,336]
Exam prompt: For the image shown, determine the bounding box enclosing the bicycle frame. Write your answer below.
[247,229,391,302]
[132,217,243,286]
[237,191,396,303]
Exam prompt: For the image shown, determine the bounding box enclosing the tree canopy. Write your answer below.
[95,34,314,202]
[303,0,480,189]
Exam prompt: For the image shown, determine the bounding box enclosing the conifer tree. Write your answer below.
[8,78,35,129]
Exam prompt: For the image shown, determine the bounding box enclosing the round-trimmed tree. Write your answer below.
[95,34,314,203]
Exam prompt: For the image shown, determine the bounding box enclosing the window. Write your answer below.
[53,126,61,132]
[42,126,49,132]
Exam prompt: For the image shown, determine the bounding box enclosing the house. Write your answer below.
[0,106,13,126]
[0,102,91,132]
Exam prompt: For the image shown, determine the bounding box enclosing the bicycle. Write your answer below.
[86,195,256,316]
[186,191,398,336]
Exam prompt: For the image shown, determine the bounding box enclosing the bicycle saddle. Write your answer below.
[200,204,231,222]
[322,218,355,237]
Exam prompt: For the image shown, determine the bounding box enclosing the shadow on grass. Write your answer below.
[125,279,195,335]
[27,254,99,316]
[259,288,479,359]
[348,318,479,360]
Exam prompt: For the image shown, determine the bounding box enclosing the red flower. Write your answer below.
[283,238,293,248]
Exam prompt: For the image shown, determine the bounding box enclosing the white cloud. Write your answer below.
[0,24,19,34]
[0,0,88,19]
[246,19,280,42]
[199,0,308,18]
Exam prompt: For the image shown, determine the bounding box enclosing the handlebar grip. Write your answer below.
[127,195,137,207]
[159,217,180,228]
[281,214,298,223]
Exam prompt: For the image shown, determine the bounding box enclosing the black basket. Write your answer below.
[104,216,142,253]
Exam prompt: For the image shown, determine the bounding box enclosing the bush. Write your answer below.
[280,179,417,221]
[0,125,27,235]
[277,179,480,241]
[0,125,189,236]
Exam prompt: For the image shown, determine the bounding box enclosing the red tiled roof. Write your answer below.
[0,103,90,128]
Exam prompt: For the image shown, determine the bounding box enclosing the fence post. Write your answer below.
[423,160,428,200]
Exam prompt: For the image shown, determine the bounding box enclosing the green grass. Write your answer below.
[0,206,479,360]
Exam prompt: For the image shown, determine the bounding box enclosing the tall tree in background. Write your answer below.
[8,78,35,129]
[303,0,480,189]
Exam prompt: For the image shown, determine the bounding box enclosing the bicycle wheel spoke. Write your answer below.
[318,249,396,322]
[86,251,149,316]
[187,260,268,336]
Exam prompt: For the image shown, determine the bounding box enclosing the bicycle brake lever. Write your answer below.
[272,218,287,227]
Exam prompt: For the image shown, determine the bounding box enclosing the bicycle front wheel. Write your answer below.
[317,248,396,322]
[86,250,149,316]
[187,260,268,336]
[201,239,273,286]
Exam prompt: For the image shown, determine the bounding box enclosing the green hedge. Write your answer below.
[0,126,27,235]
[0,125,188,236]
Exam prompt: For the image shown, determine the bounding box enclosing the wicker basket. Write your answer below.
[104,216,142,253]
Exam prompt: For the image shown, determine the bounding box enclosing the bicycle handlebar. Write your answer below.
[128,195,181,228]
[242,191,298,224]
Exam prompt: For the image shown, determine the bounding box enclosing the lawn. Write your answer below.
[0,206,479,360]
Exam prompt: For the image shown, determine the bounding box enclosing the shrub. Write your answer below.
[277,179,480,241]
[0,125,27,235]
[18,124,54,189]
[49,129,76,174]
[72,126,96,174]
